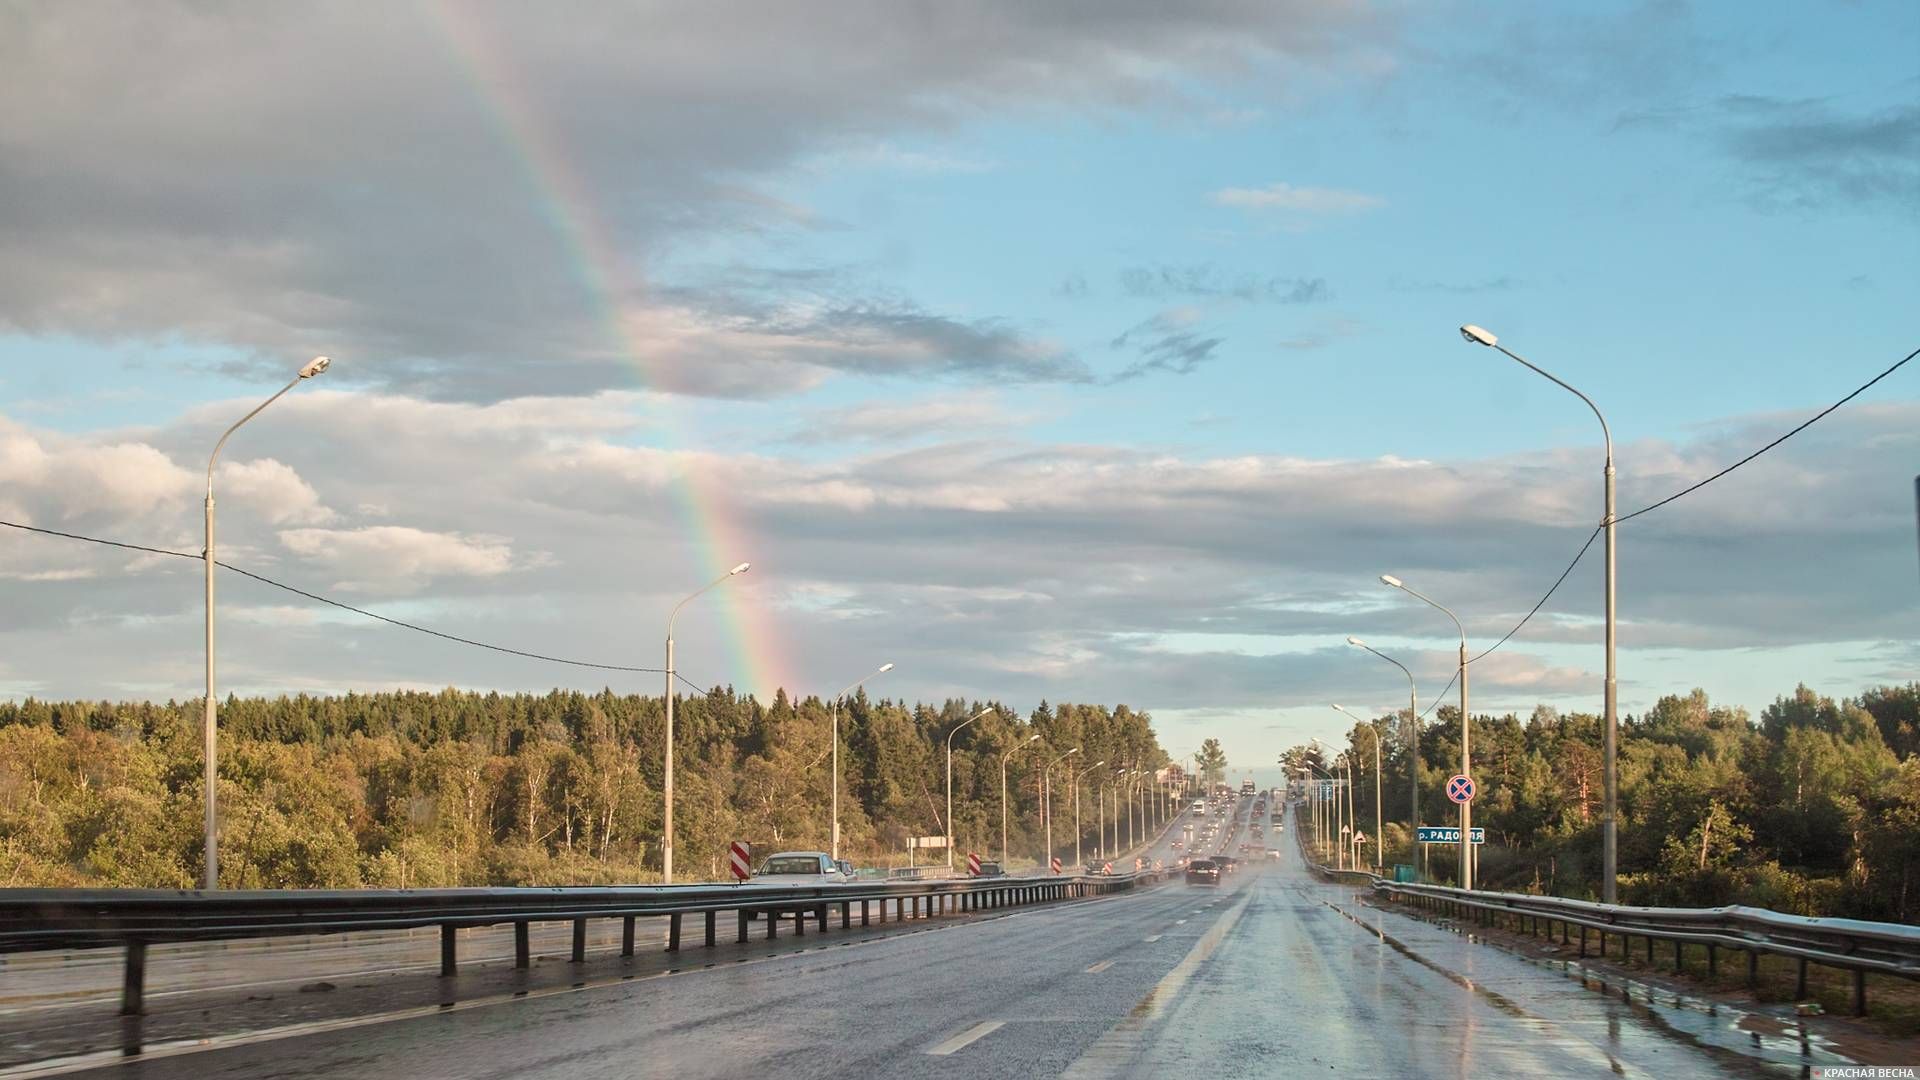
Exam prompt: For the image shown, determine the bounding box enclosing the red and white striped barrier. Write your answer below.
[728,841,752,882]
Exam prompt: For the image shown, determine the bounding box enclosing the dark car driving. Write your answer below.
[1185,858,1221,885]
[1213,855,1239,875]
[974,861,1007,878]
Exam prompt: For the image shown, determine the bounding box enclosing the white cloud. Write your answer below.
[217,458,334,525]
[0,2,1386,402]
[0,390,1910,725]
[276,526,515,592]
[1209,182,1385,213]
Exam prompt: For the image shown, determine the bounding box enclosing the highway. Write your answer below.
[12,797,1852,1078]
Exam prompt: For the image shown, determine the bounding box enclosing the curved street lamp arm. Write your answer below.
[669,573,737,637]
[206,377,302,499]
[1492,343,1613,465]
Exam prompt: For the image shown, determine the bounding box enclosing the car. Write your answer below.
[1185,859,1221,884]
[752,851,855,885]
[974,860,1007,878]
[1266,849,1282,861]
[1213,855,1239,875]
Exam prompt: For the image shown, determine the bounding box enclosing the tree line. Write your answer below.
[1295,682,1920,924]
[0,688,1171,888]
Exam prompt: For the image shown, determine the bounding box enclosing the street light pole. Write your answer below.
[664,561,751,885]
[1461,324,1618,904]
[945,707,995,870]
[1042,748,1080,871]
[1305,760,1335,864]
[1381,574,1471,889]
[202,356,330,890]
[1334,705,1385,872]
[1000,734,1040,862]
[829,663,894,863]
[1075,759,1104,869]
[1347,637,1418,871]
[1310,743,1345,870]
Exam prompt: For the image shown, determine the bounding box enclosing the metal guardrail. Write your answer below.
[1,870,1166,1017]
[1287,802,1920,1017]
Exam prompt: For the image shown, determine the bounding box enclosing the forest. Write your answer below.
[0,688,1169,888]
[1297,682,1920,924]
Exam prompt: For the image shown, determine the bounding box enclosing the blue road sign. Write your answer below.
[1416,827,1485,844]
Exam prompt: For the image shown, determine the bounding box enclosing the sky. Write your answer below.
[1,1,1915,787]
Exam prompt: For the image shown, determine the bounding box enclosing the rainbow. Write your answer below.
[423,1,789,700]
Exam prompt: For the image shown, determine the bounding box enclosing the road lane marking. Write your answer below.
[1174,919,1186,925]
[1061,889,1254,1079]
[1084,960,1115,974]
[926,1020,1005,1056]
[1143,935,1162,943]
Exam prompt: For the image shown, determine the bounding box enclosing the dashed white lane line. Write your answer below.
[1143,935,1162,943]
[1174,919,1186,925]
[926,1020,1006,1056]
[1060,890,1254,1079]
[1084,959,1115,974]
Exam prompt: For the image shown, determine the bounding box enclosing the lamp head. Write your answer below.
[729,562,751,575]
[1066,747,1081,757]
[877,662,894,674]
[298,356,331,378]
[1379,574,1404,590]
[1346,636,1365,647]
[1460,324,1497,347]
[1026,733,1041,743]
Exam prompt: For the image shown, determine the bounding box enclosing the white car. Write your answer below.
[752,851,856,885]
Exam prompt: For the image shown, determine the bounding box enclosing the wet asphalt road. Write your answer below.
[40,800,1811,1079]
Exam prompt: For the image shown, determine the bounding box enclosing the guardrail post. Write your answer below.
[1853,970,1866,1017]
[861,899,870,926]
[1707,943,1717,978]
[840,901,850,929]
[440,925,456,977]
[815,905,828,933]
[1578,926,1588,958]
[121,940,147,1016]
[1746,948,1758,990]
[793,908,804,936]
[572,918,587,962]
[1674,940,1683,974]
[767,910,778,940]
[623,916,636,956]
[1644,936,1652,966]
[1795,957,1808,999]
[738,910,750,944]
[705,910,717,946]
[514,922,530,968]
[667,913,682,952]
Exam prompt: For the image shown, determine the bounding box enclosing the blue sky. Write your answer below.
[0,1,1914,782]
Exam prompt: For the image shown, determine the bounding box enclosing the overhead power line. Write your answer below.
[0,518,708,692]
[1412,342,1916,719]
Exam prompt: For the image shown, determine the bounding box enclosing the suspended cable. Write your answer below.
[2,518,710,685]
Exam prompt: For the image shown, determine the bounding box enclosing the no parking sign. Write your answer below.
[1446,775,1476,803]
